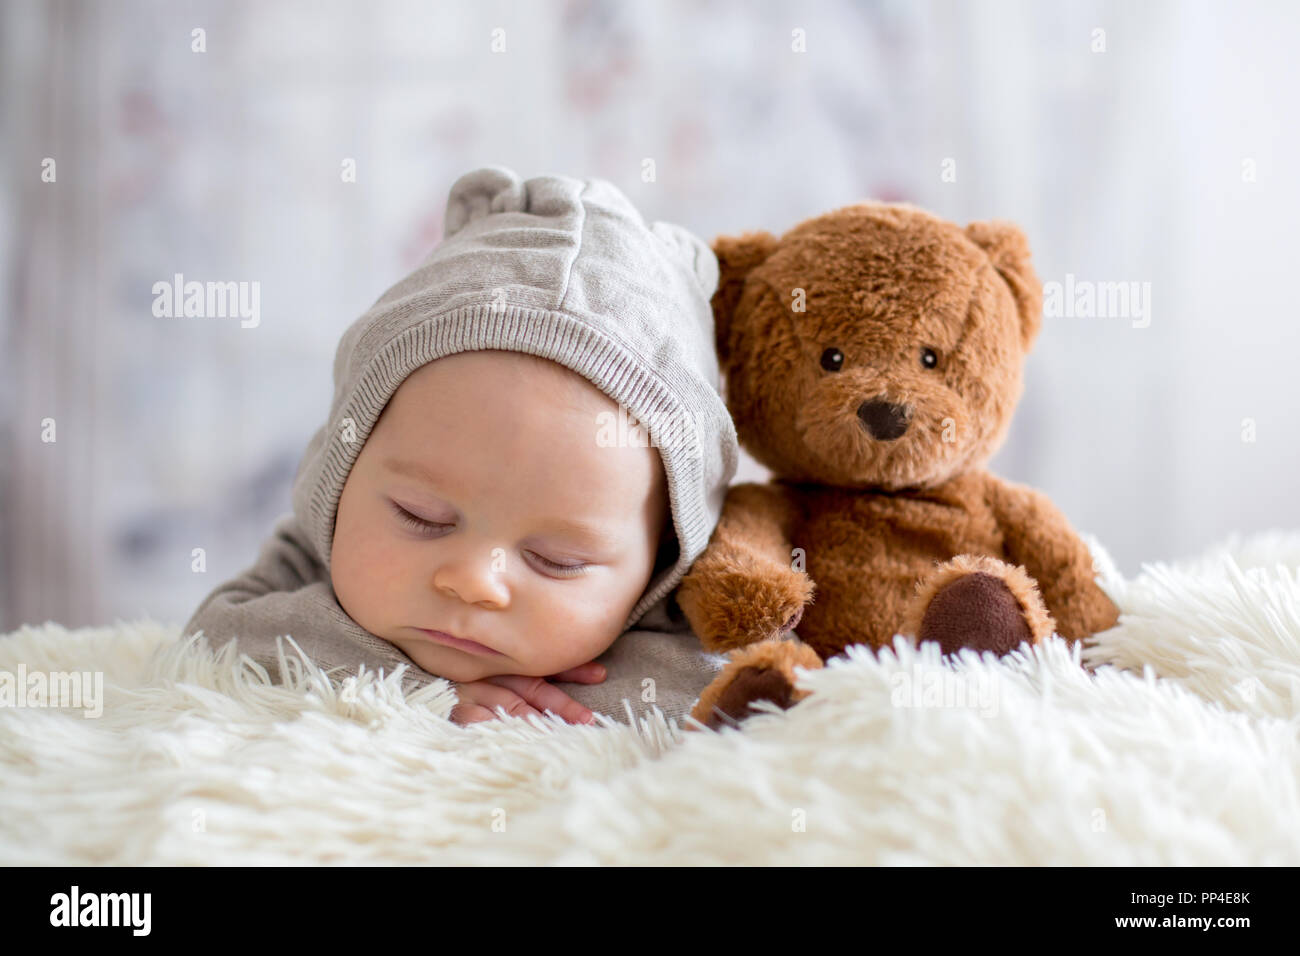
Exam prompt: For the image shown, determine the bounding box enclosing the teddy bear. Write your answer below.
[674,201,1121,729]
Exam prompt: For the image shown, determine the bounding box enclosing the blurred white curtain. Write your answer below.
[2,0,109,628]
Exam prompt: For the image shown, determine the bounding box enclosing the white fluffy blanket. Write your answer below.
[3,531,1300,865]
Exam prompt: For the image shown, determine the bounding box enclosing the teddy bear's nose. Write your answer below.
[857,398,911,440]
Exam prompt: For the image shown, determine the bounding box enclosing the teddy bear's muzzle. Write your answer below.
[857,398,911,441]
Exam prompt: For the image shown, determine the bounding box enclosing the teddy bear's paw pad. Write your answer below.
[917,571,1034,657]
[703,665,798,729]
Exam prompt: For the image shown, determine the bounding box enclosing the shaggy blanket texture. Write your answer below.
[2,531,1299,865]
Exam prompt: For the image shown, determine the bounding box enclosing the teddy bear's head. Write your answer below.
[712,202,1043,490]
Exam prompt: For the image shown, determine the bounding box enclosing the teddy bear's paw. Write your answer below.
[678,564,815,653]
[703,666,797,729]
[688,639,823,730]
[906,555,1056,658]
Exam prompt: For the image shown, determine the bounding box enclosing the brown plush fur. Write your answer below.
[690,638,823,730]
[679,202,1120,730]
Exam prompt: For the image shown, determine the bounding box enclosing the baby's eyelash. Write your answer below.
[390,501,589,577]
[526,551,590,577]
[391,501,449,533]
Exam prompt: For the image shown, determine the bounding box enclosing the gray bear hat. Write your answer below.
[289,165,739,629]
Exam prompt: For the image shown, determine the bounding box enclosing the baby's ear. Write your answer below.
[965,220,1043,351]
[711,231,779,364]
[443,166,528,237]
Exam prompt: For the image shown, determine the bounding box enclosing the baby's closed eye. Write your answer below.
[389,500,594,578]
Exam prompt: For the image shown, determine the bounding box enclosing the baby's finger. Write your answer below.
[548,662,607,684]
[451,702,504,726]
[454,685,546,725]
[487,674,596,725]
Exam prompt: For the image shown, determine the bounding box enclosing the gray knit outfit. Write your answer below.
[183,166,739,723]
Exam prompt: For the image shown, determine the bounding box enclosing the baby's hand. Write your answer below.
[451,662,607,726]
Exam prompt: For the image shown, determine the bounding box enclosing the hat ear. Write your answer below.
[651,221,719,298]
[965,220,1043,350]
[711,231,779,364]
[444,166,527,237]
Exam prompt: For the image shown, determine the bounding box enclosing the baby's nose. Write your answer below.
[857,398,911,441]
[434,558,508,608]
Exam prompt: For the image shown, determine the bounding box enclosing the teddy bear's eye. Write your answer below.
[920,347,939,369]
[820,347,845,372]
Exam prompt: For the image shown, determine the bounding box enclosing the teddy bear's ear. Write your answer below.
[965,220,1043,350]
[711,231,780,362]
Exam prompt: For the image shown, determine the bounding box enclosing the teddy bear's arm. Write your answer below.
[983,475,1120,641]
[675,482,816,653]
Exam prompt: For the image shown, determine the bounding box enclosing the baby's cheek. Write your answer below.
[535,593,625,664]
[330,547,371,629]
[333,532,401,629]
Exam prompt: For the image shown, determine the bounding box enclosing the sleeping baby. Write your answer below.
[183,166,738,726]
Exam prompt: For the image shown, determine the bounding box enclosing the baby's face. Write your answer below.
[330,350,670,683]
